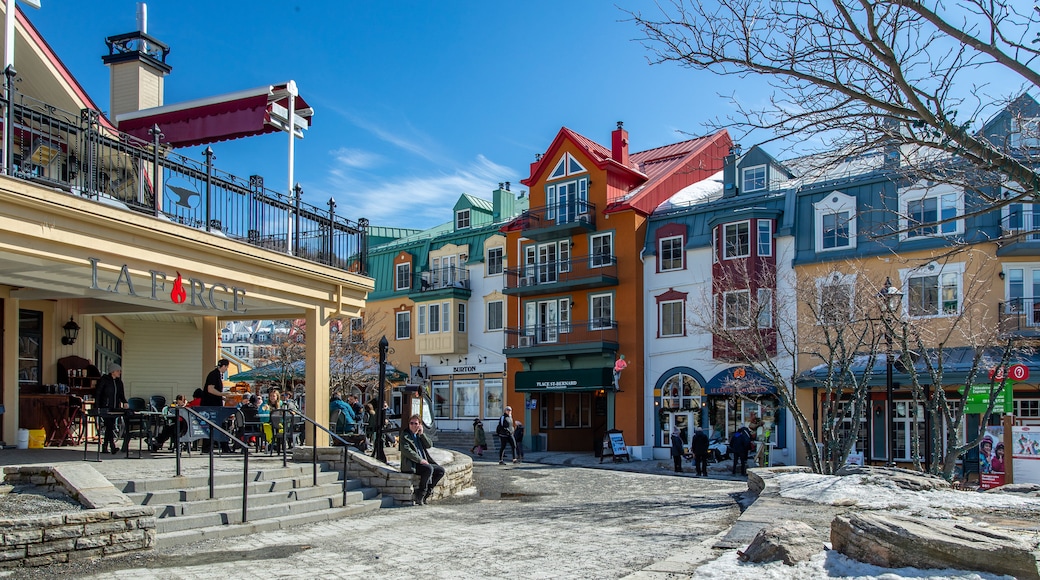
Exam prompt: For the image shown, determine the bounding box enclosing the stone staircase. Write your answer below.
[434,430,496,451]
[110,463,390,548]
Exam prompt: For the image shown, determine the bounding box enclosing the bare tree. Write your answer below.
[629,1,1040,206]
[253,319,306,390]
[329,312,396,403]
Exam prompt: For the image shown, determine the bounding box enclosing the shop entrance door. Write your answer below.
[662,411,695,451]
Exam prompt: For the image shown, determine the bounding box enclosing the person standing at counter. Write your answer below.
[95,363,127,455]
[202,359,230,406]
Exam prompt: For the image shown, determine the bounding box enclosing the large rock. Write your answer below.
[831,512,1040,579]
[738,521,824,565]
[985,483,1040,496]
[835,464,950,492]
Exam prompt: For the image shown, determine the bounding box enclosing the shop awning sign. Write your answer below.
[89,257,247,313]
[514,368,613,392]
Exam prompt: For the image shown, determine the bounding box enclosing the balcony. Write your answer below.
[503,254,618,296]
[518,200,597,241]
[999,298,1040,337]
[1,91,367,272]
[998,209,1040,256]
[409,265,471,301]
[503,320,619,357]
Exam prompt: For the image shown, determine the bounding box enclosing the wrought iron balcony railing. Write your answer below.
[412,265,470,292]
[999,297,1040,335]
[1000,206,1040,241]
[504,319,618,350]
[504,253,617,291]
[1,90,367,273]
[519,200,597,231]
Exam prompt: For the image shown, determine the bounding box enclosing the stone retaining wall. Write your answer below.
[293,447,473,505]
[1,467,155,568]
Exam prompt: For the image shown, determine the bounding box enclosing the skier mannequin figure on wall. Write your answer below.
[613,354,627,391]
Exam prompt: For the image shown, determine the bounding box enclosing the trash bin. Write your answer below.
[532,433,547,452]
[16,428,29,449]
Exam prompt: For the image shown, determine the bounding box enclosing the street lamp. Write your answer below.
[879,277,903,467]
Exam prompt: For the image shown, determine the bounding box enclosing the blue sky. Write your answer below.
[22,1,760,230]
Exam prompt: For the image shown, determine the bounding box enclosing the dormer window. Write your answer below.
[742,165,766,193]
[813,192,857,251]
[899,181,962,239]
[549,153,587,180]
[456,209,471,230]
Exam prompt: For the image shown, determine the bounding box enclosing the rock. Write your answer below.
[738,522,824,565]
[831,512,1040,580]
[835,464,950,492]
[985,483,1040,496]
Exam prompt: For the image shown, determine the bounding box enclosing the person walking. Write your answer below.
[730,424,752,476]
[691,427,710,477]
[670,426,685,473]
[470,418,487,456]
[95,363,127,455]
[399,414,445,505]
[496,406,517,465]
[513,421,525,463]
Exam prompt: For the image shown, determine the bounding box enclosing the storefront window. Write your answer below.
[453,380,480,417]
[432,381,449,418]
[18,310,42,385]
[484,379,503,419]
[550,393,591,428]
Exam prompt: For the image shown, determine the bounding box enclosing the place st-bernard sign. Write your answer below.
[88,257,247,313]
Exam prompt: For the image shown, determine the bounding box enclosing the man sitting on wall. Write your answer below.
[399,414,445,505]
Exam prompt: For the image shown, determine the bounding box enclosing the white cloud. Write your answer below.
[331,147,382,169]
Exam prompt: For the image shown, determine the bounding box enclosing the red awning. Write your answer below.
[115,82,313,148]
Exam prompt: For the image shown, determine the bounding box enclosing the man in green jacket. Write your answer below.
[399,414,445,505]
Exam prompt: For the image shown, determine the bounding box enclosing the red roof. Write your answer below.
[116,83,313,148]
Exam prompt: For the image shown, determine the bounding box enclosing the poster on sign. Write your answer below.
[978,425,1005,490]
[1012,426,1040,486]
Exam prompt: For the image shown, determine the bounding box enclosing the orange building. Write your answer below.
[501,123,731,452]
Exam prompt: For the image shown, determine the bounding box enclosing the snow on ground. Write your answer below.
[692,549,1014,580]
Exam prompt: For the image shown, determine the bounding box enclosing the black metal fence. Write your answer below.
[504,319,619,349]
[3,91,367,274]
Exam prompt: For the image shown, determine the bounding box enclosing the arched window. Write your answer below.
[660,373,702,410]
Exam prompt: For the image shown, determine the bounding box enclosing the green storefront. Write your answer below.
[514,368,613,452]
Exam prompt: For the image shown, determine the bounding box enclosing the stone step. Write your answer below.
[112,463,335,493]
[154,488,379,534]
[155,498,391,548]
[152,481,367,518]
[127,471,345,505]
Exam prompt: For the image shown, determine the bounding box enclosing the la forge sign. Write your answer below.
[89,258,247,313]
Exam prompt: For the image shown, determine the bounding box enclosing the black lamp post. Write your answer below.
[374,336,389,463]
[879,277,904,467]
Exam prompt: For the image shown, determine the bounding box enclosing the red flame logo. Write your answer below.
[171,272,187,304]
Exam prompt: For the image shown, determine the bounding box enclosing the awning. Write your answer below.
[514,368,613,392]
[115,82,313,148]
[703,366,778,395]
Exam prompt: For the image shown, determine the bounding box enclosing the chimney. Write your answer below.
[493,183,519,222]
[611,121,629,166]
[723,144,742,197]
[102,3,172,122]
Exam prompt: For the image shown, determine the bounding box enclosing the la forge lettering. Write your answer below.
[89,258,247,313]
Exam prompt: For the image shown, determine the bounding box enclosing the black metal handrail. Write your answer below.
[173,407,251,523]
[284,409,352,508]
[1,89,368,274]
[999,297,1040,334]
[504,319,619,349]
[412,265,470,292]
[520,200,597,230]
[503,253,617,289]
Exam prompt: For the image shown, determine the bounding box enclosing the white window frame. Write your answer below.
[418,305,427,335]
[723,221,751,259]
[487,300,504,331]
[742,165,766,192]
[723,290,751,329]
[660,299,684,337]
[757,220,772,257]
[590,293,614,330]
[659,235,684,271]
[590,232,613,268]
[432,380,450,418]
[395,311,411,340]
[486,247,504,276]
[395,263,411,291]
[816,272,856,325]
[899,182,963,239]
[428,304,440,333]
[899,262,965,319]
[441,301,450,333]
[813,191,857,252]
[456,209,471,230]
[756,288,773,328]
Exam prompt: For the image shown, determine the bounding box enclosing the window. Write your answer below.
[590,294,613,329]
[234,346,247,357]
[457,303,466,332]
[456,209,471,229]
[487,300,503,331]
[591,232,613,267]
[545,392,593,428]
[723,222,751,259]
[1015,399,1040,417]
[396,311,411,340]
[814,192,857,251]
[442,301,450,333]
[659,235,684,271]
[660,300,684,337]
[525,298,570,343]
[901,183,962,238]
[819,279,853,324]
[428,304,441,333]
[723,290,750,329]
[487,247,504,275]
[904,264,963,317]
[453,380,480,417]
[1012,117,1040,149]
[418,305,427,334]
[742,165,766,192]
[756,288,773,328]
[484,379,504,418]
[17,310,43,386]
[546,169,589,224]
[395,263,411,291]
[432,381,449,418]
[757,221,772,257]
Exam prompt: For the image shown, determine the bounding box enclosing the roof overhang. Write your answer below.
[115,82,313,148]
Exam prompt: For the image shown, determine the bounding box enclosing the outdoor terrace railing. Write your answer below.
[520,200,596,230]
[999,297,1040,334]
[504,319,619,349]
[503,253,617,290]
[2,91,367,273]
[412,265,470,292]
[1000,206,1040,242]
